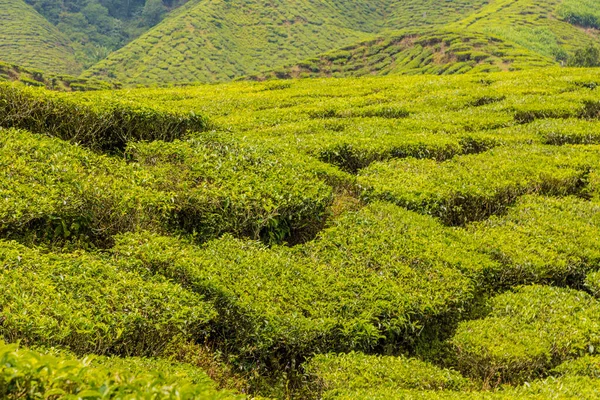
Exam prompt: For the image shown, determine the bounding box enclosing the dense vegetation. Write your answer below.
[0,0,80,75]
[82,0,600,85]
[2,0,600,84]
[24,0,191,67]
[0,67,599,398]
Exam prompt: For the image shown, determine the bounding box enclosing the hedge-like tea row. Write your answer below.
[0,83,207,151]
[0,128,333,246]
[451,285,600,385]
[112,202,493,370]
[305,352,471,397]
[0,127,174,247]
[529,118,600,145]
[586,272,600,297]
[314,376,600,399]
[358,145,596,225]
[0,342,241,399]
[468,195,600,287]
[0,239,215,356]
[126,134,334,244]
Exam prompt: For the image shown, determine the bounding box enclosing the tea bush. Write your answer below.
[305,352,471,397]
[0,127,174,247]
[586,271,600,297]
[358,145,595,225]
[468,195,600,287]
[0,239,215,356]
[0,83,207,151]
[452,285,600,385]
[127,135,334,244]
[112,202,491,370]
[0,342,241,399]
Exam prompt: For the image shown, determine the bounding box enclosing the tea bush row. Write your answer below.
[0,83,207,152]
[358,145,598,225]
[0,342,241,399]
[0,128,332,247]
[451,285,600,385]
[111,201,492,371]
[0,239,215,357]
[467,195,600,287]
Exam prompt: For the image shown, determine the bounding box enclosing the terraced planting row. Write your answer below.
[1,69,600,398]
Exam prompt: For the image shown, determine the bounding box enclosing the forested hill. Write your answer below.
[1,0,600,85]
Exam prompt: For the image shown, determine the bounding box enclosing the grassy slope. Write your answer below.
[0,61,116,91]
[253,0,600,80]
[82,0,492,85]
[0,0,80,75]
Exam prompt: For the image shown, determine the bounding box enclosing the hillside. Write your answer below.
[24,0,193,68]
[1,67,600,398]
[82,0,492,85]
[0,61,116,91]
[0,0,81,75]
[253,0,600,80]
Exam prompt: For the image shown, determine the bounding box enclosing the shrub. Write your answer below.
[586,271,600,297]
[0,127,174,247]
[127,134,334,245]
[468,195,600,287]
[0,83,207,151]
[0,239,215,356]
[111,202,490,370]
[452,285,600,385]
[305,352,471,397]
[0,342,241,399]
[358,145,595,225]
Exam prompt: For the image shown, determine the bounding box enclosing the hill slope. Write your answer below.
[253,0,600,80]
[83,0,493,85]
[0,0,80,75]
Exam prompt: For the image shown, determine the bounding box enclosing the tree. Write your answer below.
[568,44,600,67]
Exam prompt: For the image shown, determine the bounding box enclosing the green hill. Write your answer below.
[82,0,492,85]
[0,0,81,75]
[253,0,600,80]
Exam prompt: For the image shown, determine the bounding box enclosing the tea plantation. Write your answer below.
[1,67,600,399]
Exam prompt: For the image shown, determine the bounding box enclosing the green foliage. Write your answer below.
[358,145,595,225]
[452,285,600,385]
[0,342,240,399]
[305,352,471,397]
[111,201,490,370]
[586,271,600,297]
[468,195,600,287]
[568,44,600,67]
[0,0,80,75]
[0,128,331,247]
[528,118,600,145]
[0,239,215,356]
[0,83,206,151]
[126,135,334,244]
[557,0,600,29]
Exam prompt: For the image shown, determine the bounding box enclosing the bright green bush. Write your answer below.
[528,118,600,145]
[127,134,334,244]
[0,127,174,247]
[358,145,595,225]
[0,239,215,356]
[468,195,600,287]
[0,83,207,151]
[112,202,489,369]
[0,342,241,399]
[305,352,471,397]
[585,271,600,297]
[452,285,600,385]
[553,355,600,378]
[315,376,600,399]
